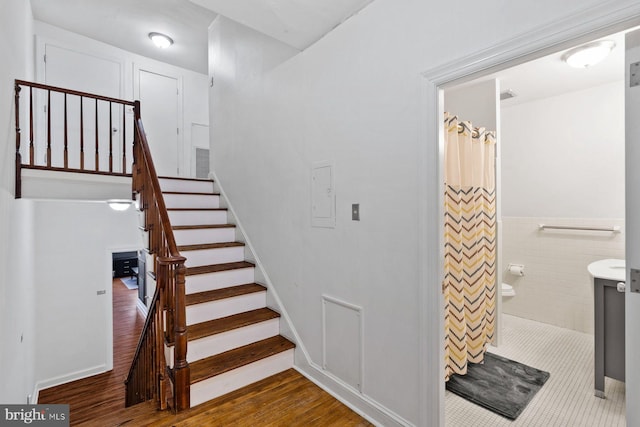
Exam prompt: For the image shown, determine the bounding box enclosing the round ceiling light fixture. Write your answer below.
[561,40,616,69]
[107,199,133,211]
[149,32,174,49]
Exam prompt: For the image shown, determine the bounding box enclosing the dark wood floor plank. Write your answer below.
[80,369,373,427]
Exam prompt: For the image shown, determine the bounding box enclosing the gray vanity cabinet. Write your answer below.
[594,278,625,398]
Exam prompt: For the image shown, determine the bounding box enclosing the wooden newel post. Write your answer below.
[14,82,22,198]
[172,257,190,411]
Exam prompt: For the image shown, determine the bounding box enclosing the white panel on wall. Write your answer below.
[311,161,335,228]
[322,295,363,392]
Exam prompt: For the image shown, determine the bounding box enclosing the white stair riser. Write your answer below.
[184,247,245,267]
[186,267,255,294]
[186,292,266,325]
[164,194,219,209]
[174,228,235,246]
[166,319,281,366]
[168,210,227,226]
[190,349,294,408]
[159,178,214,194]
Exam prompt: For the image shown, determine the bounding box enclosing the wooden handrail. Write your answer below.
[14,79,135,197]
[15,79,135,106]
[127,101,190,411]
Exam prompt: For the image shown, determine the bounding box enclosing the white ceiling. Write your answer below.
[31,0,217,74]
[189,0,374,50]
[30,0,375,75]
[452,31,626,107]
[30,1,623,100]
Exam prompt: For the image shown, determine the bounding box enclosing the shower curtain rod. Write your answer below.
[538,224,621,233]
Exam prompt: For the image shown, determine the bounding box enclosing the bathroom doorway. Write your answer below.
[437,26,638,426]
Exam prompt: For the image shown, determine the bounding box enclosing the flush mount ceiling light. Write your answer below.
[562,40,616,69]
[149,32,173,49]
[107,199,133,211]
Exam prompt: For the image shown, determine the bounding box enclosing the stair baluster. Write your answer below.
[126,101,190,411]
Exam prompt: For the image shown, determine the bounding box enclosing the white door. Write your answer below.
[625,29,640,425]
[44,44,123,172]
[138,70,180,177]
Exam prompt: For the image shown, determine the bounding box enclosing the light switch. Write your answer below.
[352,204,360,221]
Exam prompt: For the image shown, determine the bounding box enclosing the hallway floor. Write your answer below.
[446,314,625,427]
[39,279,372,426]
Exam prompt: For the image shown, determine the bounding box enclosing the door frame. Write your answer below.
[418,4,640,426]
[105,245,142,372]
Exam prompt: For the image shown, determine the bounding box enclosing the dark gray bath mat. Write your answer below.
[446,352,550,420]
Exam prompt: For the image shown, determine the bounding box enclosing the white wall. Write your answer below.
[34,21,209,178]
[502,81,625,218]
[500,82,625,332]
[444,80,499,130]
[206,1,634,425]
[33,201,140,390]
[0,0,36,404]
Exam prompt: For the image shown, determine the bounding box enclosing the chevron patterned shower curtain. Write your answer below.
[443,112,497,380]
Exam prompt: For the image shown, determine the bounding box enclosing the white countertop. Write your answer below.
[587,259,625,282]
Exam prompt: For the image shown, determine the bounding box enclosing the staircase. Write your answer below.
[150,176,295,408]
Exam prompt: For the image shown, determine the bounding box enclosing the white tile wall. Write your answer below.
[501,217,625,334]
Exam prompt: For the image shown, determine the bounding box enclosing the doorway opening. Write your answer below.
[427,19,640,425]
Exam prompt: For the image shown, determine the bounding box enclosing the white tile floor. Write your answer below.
[445,314,626,427]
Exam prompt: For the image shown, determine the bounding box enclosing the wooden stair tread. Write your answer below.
[173,224,235,230]
[159,176,213,182]
[187,308,280,341]
[186,283,266,306]
[178,242,244,251]
[163,191,220,196]
[190,336,295,384]
[186,261,254,276]
[167,207,227,211]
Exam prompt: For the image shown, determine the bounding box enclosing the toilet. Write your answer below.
[502,283,516,297]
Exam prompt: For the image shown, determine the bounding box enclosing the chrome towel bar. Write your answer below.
[538,224,621,233]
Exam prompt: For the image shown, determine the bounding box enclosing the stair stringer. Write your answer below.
[208,171,406,427]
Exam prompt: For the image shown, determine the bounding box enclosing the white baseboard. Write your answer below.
[34,364,108,402]
[295,363,414,427]
[136,297,148,318]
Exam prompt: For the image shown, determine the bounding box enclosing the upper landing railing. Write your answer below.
[14,79,136,197]
[14,80,190,411]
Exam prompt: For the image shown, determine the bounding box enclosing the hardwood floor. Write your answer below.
[39,278,373,426]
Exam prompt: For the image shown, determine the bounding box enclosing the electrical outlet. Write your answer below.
[352,204,360,221]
